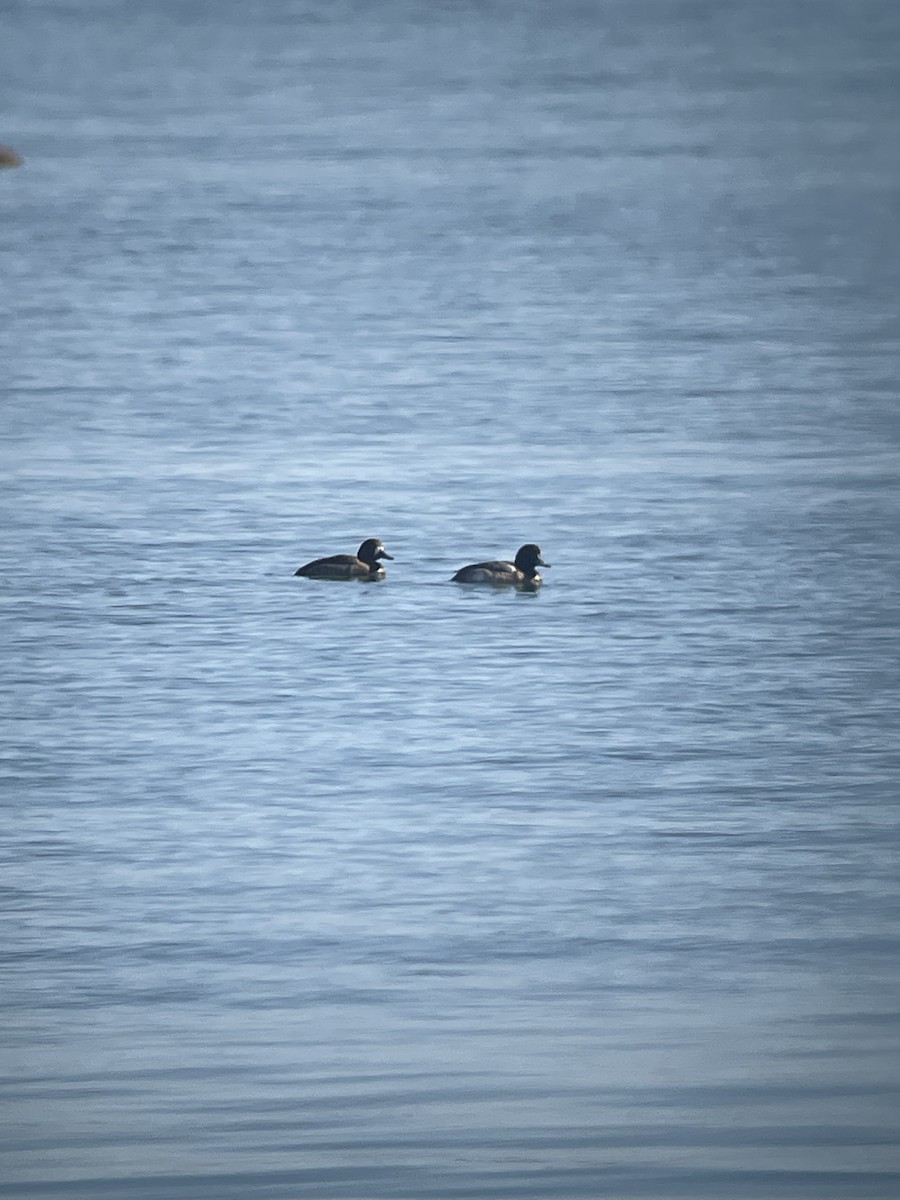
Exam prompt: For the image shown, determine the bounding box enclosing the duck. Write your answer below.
[452,543,549,586]
[0,145,23,168]
[294,538,394,581]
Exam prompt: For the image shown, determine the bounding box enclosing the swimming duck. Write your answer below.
[0,145,23,168]
[294,538,394,580]
[452,543,549,586]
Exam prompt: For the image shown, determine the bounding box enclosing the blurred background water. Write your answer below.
[2,1,899,1197]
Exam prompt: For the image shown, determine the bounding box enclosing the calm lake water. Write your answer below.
[2,1,899,1197]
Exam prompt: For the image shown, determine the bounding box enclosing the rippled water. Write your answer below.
[2,1,900,1197]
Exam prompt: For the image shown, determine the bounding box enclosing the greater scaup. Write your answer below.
[294,538,394,581]
[452,543,549,586]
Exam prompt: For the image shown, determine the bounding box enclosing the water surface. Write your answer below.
[2,1,899,1197]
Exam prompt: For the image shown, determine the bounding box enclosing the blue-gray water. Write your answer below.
[2,1,899,1197]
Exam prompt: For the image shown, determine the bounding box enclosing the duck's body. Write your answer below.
[294,538,393,581]
[452,543,549,586]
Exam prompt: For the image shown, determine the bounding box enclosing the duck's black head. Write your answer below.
[357,538,394,566]
[514,543,549,577]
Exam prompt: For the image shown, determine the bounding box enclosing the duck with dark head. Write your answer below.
[452,543,549,587]
[294,538,394,581]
